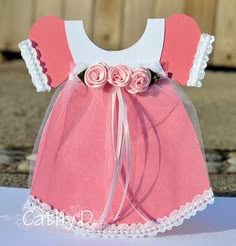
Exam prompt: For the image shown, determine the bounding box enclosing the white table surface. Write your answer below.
[0,186,235,246]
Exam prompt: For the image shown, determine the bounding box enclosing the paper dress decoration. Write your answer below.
[18,14,215,238]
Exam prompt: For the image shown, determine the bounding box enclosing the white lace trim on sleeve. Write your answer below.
[18,39,51,92]
[187,33,215,87]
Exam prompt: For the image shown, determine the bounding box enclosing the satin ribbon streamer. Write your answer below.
[97,86,131,227]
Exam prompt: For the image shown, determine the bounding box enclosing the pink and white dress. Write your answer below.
[18,16,215,238]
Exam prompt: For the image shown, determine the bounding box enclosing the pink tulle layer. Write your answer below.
[30,78,211,225]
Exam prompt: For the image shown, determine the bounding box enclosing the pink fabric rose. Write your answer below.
[107,65,132,87]
[126,67,152,94]
[84,62,109,88]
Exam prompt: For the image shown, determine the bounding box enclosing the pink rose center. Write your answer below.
[136,76,148,85]
[91,72,99,80]
[89,69,106,81]
[114,70,126,81]
[137,79,143,86]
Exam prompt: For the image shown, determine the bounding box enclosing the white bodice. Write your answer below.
[64,19,166,75]
[18,18,215,92]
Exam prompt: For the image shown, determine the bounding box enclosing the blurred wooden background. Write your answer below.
[0,0,235,67]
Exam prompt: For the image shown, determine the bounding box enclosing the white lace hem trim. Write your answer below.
[18,39,51,92]
[21,187,215,238]
[187,33,215,87]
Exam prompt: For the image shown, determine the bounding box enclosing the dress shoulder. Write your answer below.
[18,16,74,92]
[161,14,215,87]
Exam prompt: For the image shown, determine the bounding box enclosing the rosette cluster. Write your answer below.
[77,62,161,94]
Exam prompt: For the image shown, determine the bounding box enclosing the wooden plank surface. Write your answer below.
[0,0,236,67]
[153,0,185,17]
[93,0,123,51]
[0,0,34,51]
[34,0,64,21]
[64,0,94,36]
[185,0,216,34]
[211,0,236,67]
[122,0,154,50]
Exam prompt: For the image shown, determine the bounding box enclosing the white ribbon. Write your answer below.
[97,86,131,227]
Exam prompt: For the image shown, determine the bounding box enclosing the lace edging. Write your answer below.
[18,39,51,92]
[21,187,215,238]
[187,33,215,87]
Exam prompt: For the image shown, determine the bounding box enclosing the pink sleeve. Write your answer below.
[161,14,215,87]
[18,16,74,91]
